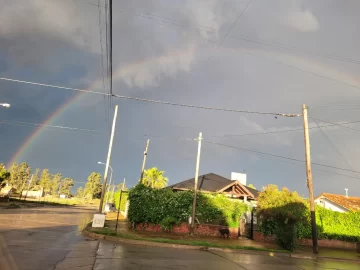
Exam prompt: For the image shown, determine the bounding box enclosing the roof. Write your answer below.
[315,193,360,211]
[168,173,259,199]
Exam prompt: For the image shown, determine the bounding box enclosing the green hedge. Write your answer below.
[128,184,248,228]
[260,206,360,243]
[297,207,360,242]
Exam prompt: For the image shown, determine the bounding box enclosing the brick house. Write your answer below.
[315,192,360,212]
[167,172,259,203]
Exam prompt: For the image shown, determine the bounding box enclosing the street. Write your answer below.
[0,206,359,270]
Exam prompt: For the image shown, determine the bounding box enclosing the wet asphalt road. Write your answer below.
[0,206,359,270]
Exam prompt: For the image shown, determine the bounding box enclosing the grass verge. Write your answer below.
[89,227,288,253]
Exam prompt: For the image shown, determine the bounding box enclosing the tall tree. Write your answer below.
[117,182,127,191]
[9,162,31,191]
[0,163,10,188]
[51,173,62,195]
[39,169,52,194]
[84,172,102,199]
[76,187,84,198]
[143,167,168,189]
[59,178,74,197]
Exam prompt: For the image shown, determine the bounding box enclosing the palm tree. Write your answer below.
[143,167,168,188]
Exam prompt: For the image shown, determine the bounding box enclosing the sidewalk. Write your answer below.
[101,212,360,262]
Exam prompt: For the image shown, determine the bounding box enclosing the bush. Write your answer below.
[128,184,248,228]
[258,185,360,250]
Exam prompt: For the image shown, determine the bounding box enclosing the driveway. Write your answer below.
[0,206,358,270]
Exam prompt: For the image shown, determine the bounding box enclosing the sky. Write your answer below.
[1,0,360,197]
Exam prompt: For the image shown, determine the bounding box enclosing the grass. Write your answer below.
[8,197,100,207]
[89,227,288,253]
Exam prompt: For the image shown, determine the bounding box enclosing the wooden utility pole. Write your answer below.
[115,178,126,231]
[99,105,118,213]
[139,139,150,184]
[302,104,318,254]
[190,132,202,234]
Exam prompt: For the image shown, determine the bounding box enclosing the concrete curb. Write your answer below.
[82,229,360,262]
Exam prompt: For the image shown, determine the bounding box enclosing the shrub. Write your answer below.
[128,184,248,229]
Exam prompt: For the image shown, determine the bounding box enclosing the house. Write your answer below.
[167,172,259,202]
[315,192,360,212]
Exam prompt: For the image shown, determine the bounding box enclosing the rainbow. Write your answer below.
[6,44,360,168]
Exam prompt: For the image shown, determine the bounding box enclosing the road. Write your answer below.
[0,206,359,270]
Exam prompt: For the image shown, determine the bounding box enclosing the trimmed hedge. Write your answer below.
[127,184,248,229]
[297,207,360,242]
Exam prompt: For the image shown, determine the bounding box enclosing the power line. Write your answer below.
[207,119,360,137]
[229,34,360,66]
[310,116,360,132]
[0,77,301,117]
[202,140,360,174]
[309,114,360,181]
[1,120,101,137]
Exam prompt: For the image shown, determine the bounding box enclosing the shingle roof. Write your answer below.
[316,193,360,211]
[168,173,259,198]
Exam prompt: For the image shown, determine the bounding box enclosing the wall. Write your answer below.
[21,190,43,198]
[314,198,347,213]
[253,230,357,250]
[135,223,239,239]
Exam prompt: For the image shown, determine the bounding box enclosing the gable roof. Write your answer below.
[168,173,259,199]
[315,193,360,211]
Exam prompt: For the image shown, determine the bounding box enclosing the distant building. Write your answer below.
[167,172,259,202]
[315,193,360,212]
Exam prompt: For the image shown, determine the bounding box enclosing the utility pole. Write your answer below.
[302,104,318,254]
[115,178,126,231]
[190,132,202,235]
[139,139,150,184]
[99,105,118,213]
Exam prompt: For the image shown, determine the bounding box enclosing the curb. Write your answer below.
[82,229,360,262]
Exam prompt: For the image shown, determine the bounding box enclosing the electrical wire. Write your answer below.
[1,120,101,137]
[0,77,301,117]
[202,140,360,174]
[309,114,360,181]
[310,116,360,132]
[207,119,360,137]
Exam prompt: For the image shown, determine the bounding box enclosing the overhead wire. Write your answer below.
[202,140,360,174]
[309,116,360,132]
[0,77,300,117]
[309,114,360,181]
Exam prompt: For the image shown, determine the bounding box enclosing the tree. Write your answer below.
[0,163,10,188]
[9,162,31,191]
[59,178,74,197]
[76,187,84,198]
[117,182,127,191]
[51,173,62,195]
[39,169,52,194]
[143,167,168,189]
[257,184,308,251]
[247,184,256,189]
[84,172,102,199]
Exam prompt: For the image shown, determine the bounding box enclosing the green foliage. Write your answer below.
[160,216,179,231]
[257,185,308,251]
[39,169,52,194]
[258,185,360,250]
[113,191,128,211]
[76,187,84,198]
[0,163,10,187]
[9,162,31,191]
[128,184,248,229]
[84,172,102,199]
[297,207,360,242]
[59,178,74,196]
[142,167,168,189]
[50,173,62,195]
[30,168,41,191]
[247,184,256,189]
